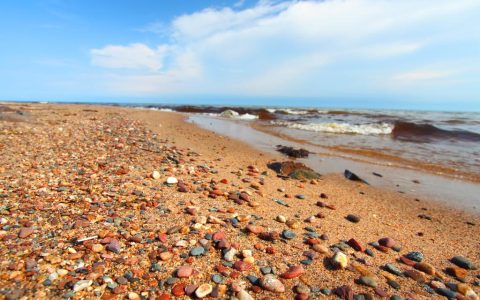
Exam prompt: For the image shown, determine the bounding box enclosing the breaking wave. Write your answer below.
[271,121,393,135]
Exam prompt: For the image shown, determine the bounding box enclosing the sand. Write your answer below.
[0,102,478,299]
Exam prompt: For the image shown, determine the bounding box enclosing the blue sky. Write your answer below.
[1,0,479,110]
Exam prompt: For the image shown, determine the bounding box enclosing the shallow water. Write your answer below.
[188,114,480,213]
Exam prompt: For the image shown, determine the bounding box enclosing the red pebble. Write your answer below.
[347,238,366,252]
[233,261,252,271]
[281,265,305,279]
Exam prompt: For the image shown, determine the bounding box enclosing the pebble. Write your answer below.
[151,170,161,179]
[378,237,396,248]
[176,266,193,278]
[276,215,287,223]
[436,288,457,299]
[414,262,435,275]
[166,177,178,184]
[212,274,223,283]
[404,269,427,282]
[282,230,296,240]
[223,248,237,262]
[346,214,361,223]
[260,266,272,275]
[332,251,348,269]
[237,289,255,300]
[358,276,377,288]
[172,283,186,297]
[106,239,121,253]
[384,263,403,277]
[405,251,423,262]
[195,283,213,298]
[446,267,468,279]
[260,274,285,293]
[347,238,366,252]
[190,246,205,256]
[73,280,92,292]
[18,227,34,238]
[234,261,252,271]
[295,283,310,294]
[281,265,304,279]
[246,224,264,234]
[387,280,401,290]
[452,255,477,270]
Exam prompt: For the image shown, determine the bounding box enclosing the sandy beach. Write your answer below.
[0,102,479,299]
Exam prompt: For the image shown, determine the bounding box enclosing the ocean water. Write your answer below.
[141,105,480,182]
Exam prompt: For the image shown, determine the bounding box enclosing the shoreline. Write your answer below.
[188,114,480,214]
[0,102,479,299]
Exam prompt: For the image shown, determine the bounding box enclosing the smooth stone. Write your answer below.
[18,227,34,238]
[347,238,366,252]
[237,289,255,300]
[404,269,427,283]
[233,261,252,271]
[405,251,424,262]
[212,274,223,284]
[346,214,360,223]
[436,288,457,299]
[260,274,285,293]
[281,265,304,279]
[312,244,329,254]
[176,266,193,278]
[384,263,404,277]
[190,246,205,256]
[246,275,258,285]
[387,280,401,290]
[332,251,348,269]
[390,296,403,300]
[166,177,178,184]
[282,230,296,240]
[378,237,396,248]
[415,262,435,275]
[276,215,287,223]
[151,171,161,179]
[452,256,477,270]
[73,280,93,292]
[106,239,121,253]
[260,267,272,275]
[358,276,377,288]
[223,248,237,262]
[195,283,213,298]
[295,284,310,294]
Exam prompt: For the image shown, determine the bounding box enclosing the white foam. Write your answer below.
[271,121,393,135]
[266,108,309,115]
[204,110,258,120]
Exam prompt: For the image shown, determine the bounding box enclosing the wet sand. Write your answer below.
[0,102,479,300]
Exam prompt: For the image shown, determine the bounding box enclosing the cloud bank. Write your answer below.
[90,0,480,98]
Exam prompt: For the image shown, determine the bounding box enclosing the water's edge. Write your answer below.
[188,114,480,213]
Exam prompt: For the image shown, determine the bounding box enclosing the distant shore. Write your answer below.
[0,102,478,299]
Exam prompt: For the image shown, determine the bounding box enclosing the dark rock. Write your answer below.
[405,251,423,262]
[276,145,310,158]
[333,285,354,300]
[451,256,477,270]
[346,214,361,223]
[267,161,320,180]
[344,170,369,184]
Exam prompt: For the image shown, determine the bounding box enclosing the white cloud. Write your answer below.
[393,70,452,82]
[90,0,480,96]
[91,43,168,71]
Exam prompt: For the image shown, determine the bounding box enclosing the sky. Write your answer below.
[0,0,480,110]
